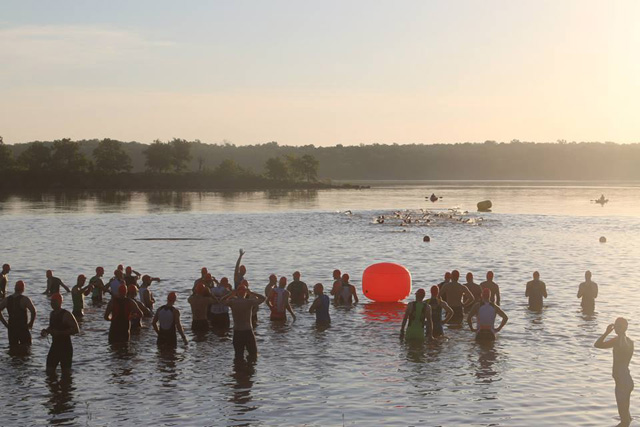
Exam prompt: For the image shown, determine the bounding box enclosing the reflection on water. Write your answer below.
[362,302,406,323]
[45,373,75,424]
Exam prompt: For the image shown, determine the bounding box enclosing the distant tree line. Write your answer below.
[3,137,640,182]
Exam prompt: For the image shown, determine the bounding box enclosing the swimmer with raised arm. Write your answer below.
[595,318,634,425]
[467,288,508,341]
[439,270,474,324]
[577,270,598,313]
[234,249,246,290]
[44,270,71,296]
[525,271,547,311]
[400,289,433,342]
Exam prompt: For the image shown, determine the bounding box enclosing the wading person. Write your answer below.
[467,288,508,341]
[71,275,91,318]
[480,271,501,306]
[525,271,547,311]
[463,272,482,311]
[127,285,151,331]
[0,263,10,299]
[264,274,277,298]
[595,318,634,425]
[400,289,433,342]
[124,266,141,287]
[577,270,598,313]
[104,284,142,344]
[210,278,231,329]
[329,269,342,304]
[437,272,451,290]
[108,269,125,297]
[188,283,217,332]
[89,267,106,304]
[225,284,266,361]
[336,274,358,306]
[41,293,79,375]
[139,274,159,312]
[152,292,188,348]
[426,286,453,338]
[234,249,246,290]
[267,277,296,321]
[309,283,331,325]
[287,271,309,304]
[44,270,70,296]
[439,270,474,324]
[0,281,36,347]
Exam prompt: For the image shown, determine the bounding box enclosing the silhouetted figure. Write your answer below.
[577,270,598,313]
[0,281,36,347]
[234,249,246,290]
[41,293,79,375]
[89,267,106,304]
[426,286,453,338]
[525,271,547,311]
[336,274,358,306]
[329,269,342,304]
[44,270,70,296]
[437,272,451,290]
[467,288,508,341]
[287,271,309,304]
[225,284,266,361]
[0,263,10,299]
[439,270,474,324]
[400,289,433,342]
[104,283,143,344]
[595,318,634,426]
[309,283,331,325]
[464,272,482,311]
[71,275,91,318]
[188,283,216,332]
[429,193,438,202]
[152,292,188,348]
[480,271,501,306]
[267,277,296,321]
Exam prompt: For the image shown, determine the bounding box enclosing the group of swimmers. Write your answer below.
[0,259,633,424]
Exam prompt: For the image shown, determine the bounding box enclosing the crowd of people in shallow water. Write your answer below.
[0,251,634,425]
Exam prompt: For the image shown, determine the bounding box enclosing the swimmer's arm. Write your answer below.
[285,292,296,320]
[60,280,71,293]
[542,282,548,298]
[425,305,433,340]
[64,311,80,336]
[441,301,454,324]
[309,298,319,314]
[577,283,583,299]
[400,304,410,336]
[303,283,309,302]
[494,304,508,332]
[103,301,113,321]
[152,311,160,334]
[494,287,501,306]
[330,283,339,296]
[234,249,245,281]
[525,282,530,297]
[250,292,266,305]
[351,286,359,303]
[81,283,92,296]
[43,280,50,295]
[462,286,474,306]
[130,300,143,319]
[139,302,151,317]
[25,298,36,329]
[594,283,598,299]
[466,304,479,332]
[175,311,188,345]
[265,290,274,309]
[594,324,616,348]
[0,303,7,328]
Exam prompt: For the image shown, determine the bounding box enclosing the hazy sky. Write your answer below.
[1,1,639,146]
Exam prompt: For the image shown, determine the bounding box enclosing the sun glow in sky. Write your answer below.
[1,1,639,146]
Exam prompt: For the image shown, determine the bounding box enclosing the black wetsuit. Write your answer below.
[48,277,64,295]
[288,280,307,304]
[7,295,31,346]
[157,305,177,348]
[0,273,8,299]
[427,298,444,337]
[47,309,73,371]
[108,298,131,344]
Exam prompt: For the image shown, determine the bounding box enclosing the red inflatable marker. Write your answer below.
[362,263,412,302]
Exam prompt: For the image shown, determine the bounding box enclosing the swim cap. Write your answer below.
[240,279,249,288]
[416,289,426,299]
[444,272,451,280]
[482,288,491,300]
[314,283,324,293]
[46,270,53,277]
[77,274,86,282]
[279,277,287,286]
[201,267,208,275]
[615,317,628,333]
[220,277,229,285]
[487,271,494,279]
[127,284,137,296]
[237,285,248,297]
[333,269,341,278]
[196,282,207,296]
[2,263,10,270]
[430,285,439,298]
[51,293,63,305]
[15,280,25,293]
[96,266,104,274]
[342,273,350,282]
[293,271,301,278]
[466,272,473,281]
[167,292,177,302]
[142,274,151,282]
[118,284,127,297]
[451,270,460,280]
[269,273,277,280]
[117,264,124,271]
[125,266,132,274]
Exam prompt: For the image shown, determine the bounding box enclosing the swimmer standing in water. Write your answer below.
[267,277,296,321]
[71,275,91,318]
[225,284,266,361]
[330,269,342,304]
[426,286,453,338]
[480,271,501,306]
[463,272,482,311]
[400,289,433,342]
[234,249,246,290]
[89,267,106,304]
[467,288,508,341]
[525,271,547,311]
[153,292,188,348]
[0,281,36,347]
[0,263,10,299]
[41,293,79,375]
[309,283,330,325]
[595,318,634,425]
[44,270,71,296]
[336,274,358,306]
[287,271,309,304]
[577,270,598,313]
[437,272,451,290]
[439,270,474,324]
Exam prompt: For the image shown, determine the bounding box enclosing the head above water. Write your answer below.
[2,264,10,273]
[293,271,301,280]
[487,271,494,280]
[314,283,324,295]
[240,279,249,289]
[51,292,63,309]
[117,264,124,272]
[466,272,473,282]
[142,274,151,285]
[614,317,628,335]
[278,277,287,288]
[205,273,213,282]
[333,269,341,280]
[220,277,229,287]
[15,280,25,294]
[533,271,540,280]
[46,270,53,278]
[585,270,592,280]
[415,289,425,301]
[269,274,277,284]
[201,267,208,276]
[451,270,460,281]
[430,285,439,298]
[114,270,124,279]
[125,266,132,275]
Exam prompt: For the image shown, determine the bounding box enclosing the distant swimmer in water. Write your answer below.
[336,274,358,306]
[595,318,634,425]
[467,288,508,341]
[188,283,217,332]
[309,283,330,325]
[104,284,143,344]
[89,267,106,304]
[463,272,482,311]
[0,281,36,347]
[439,270,474,324]
[71,275,91,318]
[234,249,246,290]
[577,270,598,314]
[437,272,451,290]
[267,277,296,321]
[525,271,547,311]
[0,263,11,299]
[426,286,453,338]
[44,270,70,296]
[152,292,188,348]
[41,293,79,375]
[224,284,266,361]
[480,271,501,306]
[287,271,309,304]
[429,193,438,203]
[330,269,342,304]
[400,289,433,342]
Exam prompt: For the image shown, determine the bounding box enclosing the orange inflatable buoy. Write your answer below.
[362,263,412,302]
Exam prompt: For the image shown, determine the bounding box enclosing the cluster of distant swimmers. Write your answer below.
[0,254,634,424]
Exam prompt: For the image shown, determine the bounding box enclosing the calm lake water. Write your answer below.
[1,181,639,426]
